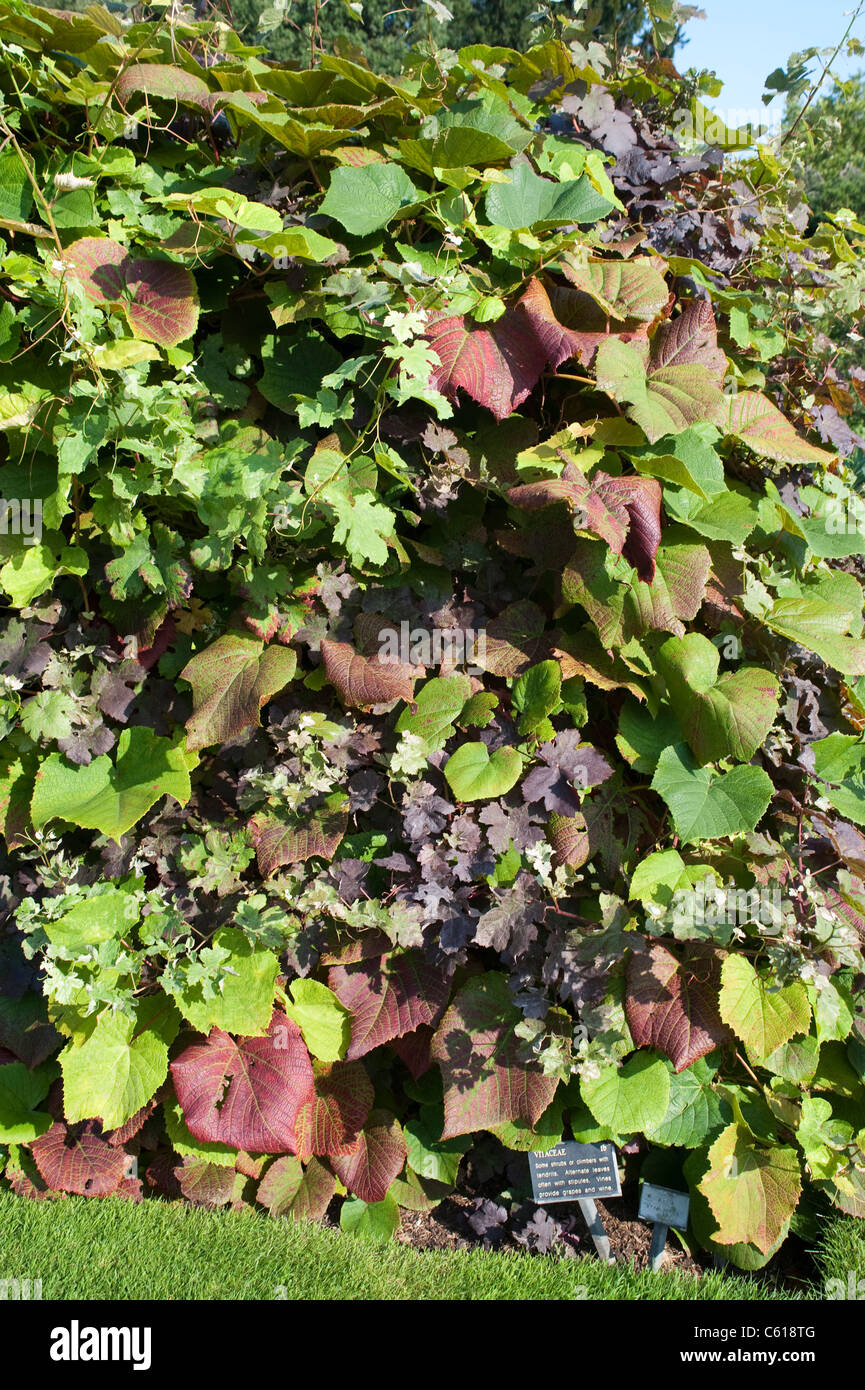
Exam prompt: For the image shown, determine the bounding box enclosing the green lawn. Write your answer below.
[1,1191,862,1300]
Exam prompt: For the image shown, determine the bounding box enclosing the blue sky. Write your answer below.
[675,0,865,121]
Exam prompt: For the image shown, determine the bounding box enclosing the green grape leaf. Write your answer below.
[628,426,726,499]
[651,743,773,843]
[61,996,180,1131]
[719,955,811,1064]
[0,1060,53,1143]
[284,979,352,1062]
[395,673,472,750]
[810,733,865,825]
[319,163,419,235]
[646,1056,728,1148]
[443,741,522,801]
[339,1191,400,1241]
[31,727,193,843]
[657,632,779,764]
[45,886,139,951]
[169,927,280,1037]
[765,598,865,676]
[581,1052,671,1136]
[512,659,562,734]
[698,1122,802,1254]
[485,163,613,229]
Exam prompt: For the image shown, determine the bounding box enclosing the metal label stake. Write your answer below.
[528,1141,621,1264]
[638,1183,690,1272]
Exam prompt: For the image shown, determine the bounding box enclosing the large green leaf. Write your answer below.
[30,728,193,843]
[285,979,352,1062]
[168,927,280,1038]
[395,674,472,751]
[719,955,810,1064]
[646,1056,728,1148]
[580,1052,670,1135]
[45,886,138,951]
[697,1122,802,1255]
[339,1191,400,1241]
[651,743,773,843]
[662,486,759,544]
[319,163,419,235]
[627,426,726,499]
[512,659,562,734]
[810,733,865,825]
[443,741,522,801]
[616,700,683,773]
[657,632,779,764]
[0,1060,53,1143]
[61,996,180,1131]
[765,597,865,676]
[485,163,613,229]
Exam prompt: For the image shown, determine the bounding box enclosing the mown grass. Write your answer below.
[3,1190,863,1300]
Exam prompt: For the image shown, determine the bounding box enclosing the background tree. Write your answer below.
[787,74,865,223]
[225,0,670,74]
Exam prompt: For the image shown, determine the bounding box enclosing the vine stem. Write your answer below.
[0,119,63,255]
[780,1,865,152]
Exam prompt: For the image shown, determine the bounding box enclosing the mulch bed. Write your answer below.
[325,1149,818,1293]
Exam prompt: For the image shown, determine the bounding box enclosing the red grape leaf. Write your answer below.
[549,252,669,367]
[481,600,552,677]
[650,299,727,382]
[170,1011,314,1154]
[257,1154,336,1220]
[116,63,212,107]
[330,1109,407,1203]
[30,1120,126,1196]
[547,811,589,868]
[390,1023,435,1080]
[177,1157,238,1208]
[549,283,651,368]
[625,941,730,1072]
[123,260,200,348]
[249,791,349,876]
[425,277,582,421]
[321,638,417,709]
[328,951,450,1061]
[552,629,648,699]
[509,467,662,581]
[560,253,669,321]
[431,974,558,1139]
[723,391,834,464]
[293,1060,373,1159]
[105,1100,155,1147]
[625,540,711,638]
[60,236,199,347]
[181,633,297,750]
